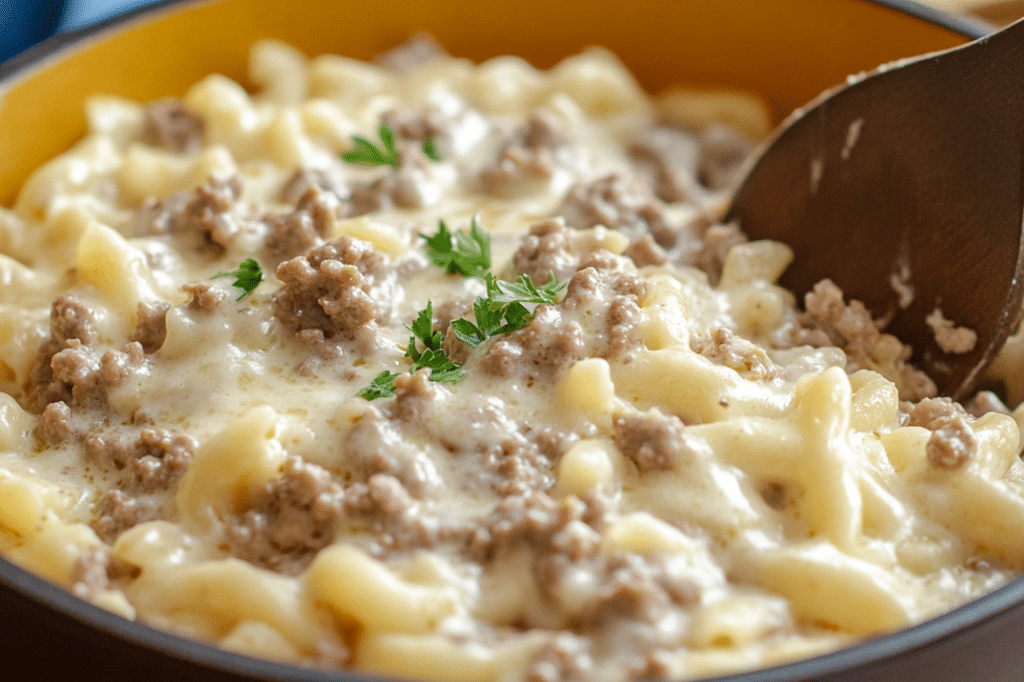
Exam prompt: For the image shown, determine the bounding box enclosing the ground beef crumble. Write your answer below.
[226,456,344,574]
[613,410,693,473]
[132,302,170,353]
[89,428,196,541]
[691,327,785,381]
[25,295,97,412]
[906,397,978,470]
[480,264,646,381]
[70,547,141,601]
[147,175,247,251]
[689,222,747,286]
[509,219,585,284]
[273,236,395,351]
[628,126,703,204]
[140,98,205,153]
[559,174,679,250]
[481,109,573,196]
[793,279,937,401]
[265,184,345,264]
[697,124,757,191]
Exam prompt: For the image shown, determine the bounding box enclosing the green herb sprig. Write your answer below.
[212,258,263,300]
[342,124,443,168]
[450,274,565,348]
[357,302,465,400]
[421,218,491,277]
[358,218,566,400]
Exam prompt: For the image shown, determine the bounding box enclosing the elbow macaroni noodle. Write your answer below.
[0,36,1021,682]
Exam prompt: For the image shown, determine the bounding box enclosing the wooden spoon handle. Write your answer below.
[728,19,1024,399]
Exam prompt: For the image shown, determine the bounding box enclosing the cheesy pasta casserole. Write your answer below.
[0,35,1022,682]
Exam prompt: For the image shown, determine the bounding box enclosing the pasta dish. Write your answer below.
[0,35,1022,681]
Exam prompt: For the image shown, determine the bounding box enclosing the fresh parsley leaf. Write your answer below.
[420,217,491,277]
[342,124,400,167]
[450,273,565,348]
[357,370,400,400]
[359,244,567,399]
[450,318,488,348]
[406,302,445,355]
[359,302,467,399]
[422,135,442,162]
[212,258,263,301]
[486,273,566,305]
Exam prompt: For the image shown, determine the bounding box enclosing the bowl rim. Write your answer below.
[0,1,1016,681]
[0,0,993,82]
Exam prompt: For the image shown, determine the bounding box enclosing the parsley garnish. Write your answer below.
[420,218,491,277]
[450,274,566,348]
[343,124,399,167]
[422,135,442,162]
[357,370,401,400]
[358,216,567,400]
[342,124,443,168]
[404,302,466,383]
[212,258,263,300]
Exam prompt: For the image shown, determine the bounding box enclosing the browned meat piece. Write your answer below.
[481,110,572,195]
[92,490,162,542]
[348,153,439,216]
[698,124,756,191]
[70,548,140,600]
[141,98,205,153]
[26,295,96,411]
[483,265,647,383]
[466,491,578,562]
[583,553,701,622]
[559,174,678,249]
[273,236,393,351]
[607,297,644,361]
[391,369,444,422]
[35,340,146,412]
[225,456,344,574]
[85,427,195,492]
[624,234,667,267]
[279,167,346,206]
[613,410,692,473]
[36,401,73,446]
[481,307,587,381]
[265,185,340,264]
[132,302,170,353]
[906,397,978,470]
[372,33,449,71]
[690,222,747,286]
[793,279,937,401]
[690,328,784,381]
[149,175,245,251]
[182,281,228,312]
[561,267,647,310]
[628,126,703,203]
[510,219,587,284]
[342,473,456,557]
[382,106,448,145]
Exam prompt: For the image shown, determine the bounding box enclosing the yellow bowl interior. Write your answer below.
[0,0,974,207]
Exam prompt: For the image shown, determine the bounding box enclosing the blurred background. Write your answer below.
[1,0,160,63]
[1,0,1023,66]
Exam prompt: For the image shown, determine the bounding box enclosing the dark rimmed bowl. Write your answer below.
[2,1,1021,681]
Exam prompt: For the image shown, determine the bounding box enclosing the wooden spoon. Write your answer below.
[727,17,1024,401]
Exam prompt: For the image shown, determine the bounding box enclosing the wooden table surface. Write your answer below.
[929,0,1024,24]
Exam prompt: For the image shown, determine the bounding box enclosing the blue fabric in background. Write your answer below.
[1,0,160,64]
